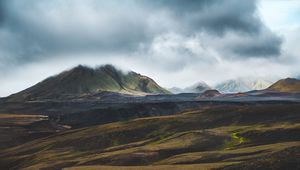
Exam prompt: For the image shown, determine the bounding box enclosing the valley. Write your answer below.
[0,101,299,169]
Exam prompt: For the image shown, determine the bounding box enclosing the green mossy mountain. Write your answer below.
[267,78,300,92]
[8,65,170,101]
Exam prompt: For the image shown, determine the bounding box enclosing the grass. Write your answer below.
[156,141,300,165]
[0,114,48,119]
[63,162,240,170]
[223,132,247,150]
[1,103,300,169]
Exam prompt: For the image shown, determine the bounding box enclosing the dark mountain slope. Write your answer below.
[7,65,170,101]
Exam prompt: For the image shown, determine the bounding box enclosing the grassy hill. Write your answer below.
[1,102,299,170]
[7,65,170,101]
[267,78,300,92]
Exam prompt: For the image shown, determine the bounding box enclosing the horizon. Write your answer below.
[1,0,300,96]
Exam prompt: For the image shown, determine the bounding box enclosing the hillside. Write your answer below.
[197,89,221,99]
[267,78,300,92]
[7,65,170,101]
[0,102,299,169]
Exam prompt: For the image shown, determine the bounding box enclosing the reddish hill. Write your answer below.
[197,89,221,99]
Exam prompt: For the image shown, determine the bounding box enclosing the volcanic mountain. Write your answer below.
[7,65,170,101]
[184,81,212,93]
[267,78,300,92]
[169,81,211,94]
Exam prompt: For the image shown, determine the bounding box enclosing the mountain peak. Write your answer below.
[68,65,94,75]
[99,64,118,73]
[168,81,211,94]
[283,77,299,82]
[73,64,91,70]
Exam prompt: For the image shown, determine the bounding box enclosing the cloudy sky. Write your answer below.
[0,0,300,96]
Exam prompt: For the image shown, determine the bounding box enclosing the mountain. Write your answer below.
[168,87,185,94]
[168,81,211,94]
[184,81,211,93]
[216,78,273,93]
[8,65,170,101]
[267,78,300,92]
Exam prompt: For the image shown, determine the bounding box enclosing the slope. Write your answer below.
[1,102,299,170]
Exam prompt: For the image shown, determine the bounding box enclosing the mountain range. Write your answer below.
[170,78,273,94]
[6,65,300,103]
[215,78,273,93]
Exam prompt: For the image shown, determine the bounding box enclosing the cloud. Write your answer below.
[0,0,296,97]
[0,0,281,66]
[146,0,262,35]
[210,29,282,58]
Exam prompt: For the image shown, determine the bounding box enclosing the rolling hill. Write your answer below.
[0,102,299,170]
[7,65,170,101]
[267,78,300,92]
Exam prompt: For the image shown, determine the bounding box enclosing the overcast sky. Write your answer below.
[0,0,300,97]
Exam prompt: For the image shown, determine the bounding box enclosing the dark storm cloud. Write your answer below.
[233,36,282,57]
[0,0,282,70]
[143,0,261,35]
[0,0,154,66]
[0,1,6,25]
[141,0,282,58]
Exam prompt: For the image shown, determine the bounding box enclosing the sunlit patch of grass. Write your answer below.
[222,131,248,150]
[231,132,246,144]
